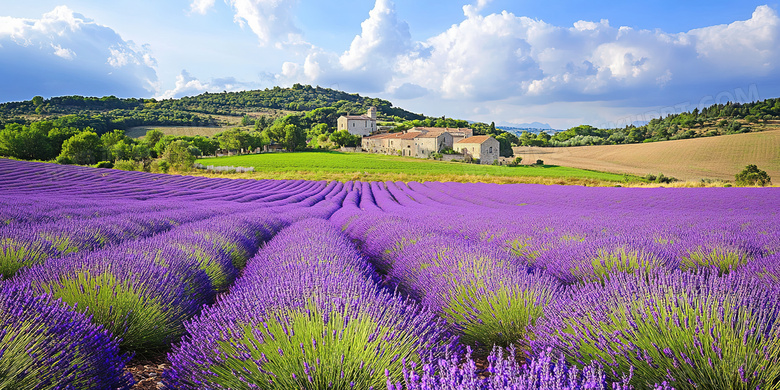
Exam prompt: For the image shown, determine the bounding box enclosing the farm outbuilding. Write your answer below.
[456,135,500,164]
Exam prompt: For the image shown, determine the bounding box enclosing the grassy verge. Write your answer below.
[189,151,639,186]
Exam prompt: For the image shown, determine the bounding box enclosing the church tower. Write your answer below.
[367,106,377,120]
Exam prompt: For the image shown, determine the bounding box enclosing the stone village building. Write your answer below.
[346,114,499,164]
[361,127,500,164]
[337,107,377,136]
[361,131,453,158]
[455,135,500,165]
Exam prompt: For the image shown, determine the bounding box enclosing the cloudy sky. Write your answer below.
[1,0,779,128]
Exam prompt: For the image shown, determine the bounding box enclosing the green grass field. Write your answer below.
[196,151,635,185]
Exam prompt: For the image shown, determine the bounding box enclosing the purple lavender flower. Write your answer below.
[0,283,133,389]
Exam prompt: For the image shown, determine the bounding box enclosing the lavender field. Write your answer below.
[1,158,779,390]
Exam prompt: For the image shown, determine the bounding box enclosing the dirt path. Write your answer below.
[514,129,780,181]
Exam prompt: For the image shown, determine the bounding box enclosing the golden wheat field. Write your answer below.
[514,128,780,182]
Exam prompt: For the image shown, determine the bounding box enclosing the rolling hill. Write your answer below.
[514,128,780,182]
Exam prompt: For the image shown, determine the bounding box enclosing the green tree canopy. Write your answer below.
[216,128,250,151]
[143,129,164,149]
[162,140,196,171]
[329,130,360,148]
[735,164,772,186]
[283,124,306,151]
[48,127,81,155]
[59,130,103,165]
[0,123,54,160]
[494,133,515,158]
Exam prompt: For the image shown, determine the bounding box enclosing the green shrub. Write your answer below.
[152,159,170,173]
[93,161,114,169]
[644,173,678,184]
[55,155,73,165]
[508,156,523,166]
[113,159,143,171]
[735,164,772,186]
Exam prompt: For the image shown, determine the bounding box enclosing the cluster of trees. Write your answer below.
[0,122,202,172]
[0,109,370,168]
[512,98,780,147]
[0,99,212,132]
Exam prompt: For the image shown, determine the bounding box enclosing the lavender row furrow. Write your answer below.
[10,210,285,352]
[165,219,457,389]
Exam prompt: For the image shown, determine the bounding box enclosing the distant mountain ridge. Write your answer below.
[502,122,553,130]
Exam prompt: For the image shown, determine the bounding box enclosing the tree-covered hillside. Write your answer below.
[0,84,423,130]
[516,98,780,147]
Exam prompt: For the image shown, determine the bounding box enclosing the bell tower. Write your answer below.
[367,106,377,120]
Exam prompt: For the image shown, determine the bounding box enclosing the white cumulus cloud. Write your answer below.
[0,6,158,102]
[189,0,216,15]
[340,0,411,72]
[51,44,75,60]
[277,0,412,93]
[158,69,261,99]
[226,0,304,47]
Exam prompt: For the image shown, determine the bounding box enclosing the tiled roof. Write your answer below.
[409,127,471,133]
[396,132,422,140]
[363,133,394,139]
[456,135,494,144]
[364,132,418,140]
[341,115,374,120]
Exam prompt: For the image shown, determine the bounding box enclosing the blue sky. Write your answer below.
[1,1,779,128]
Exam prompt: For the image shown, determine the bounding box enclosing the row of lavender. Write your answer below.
[1,210,287,388]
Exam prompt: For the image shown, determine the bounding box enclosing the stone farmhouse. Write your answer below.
[337,106,377,136]
[455,135,500,165]
[355,121,500,164]
[361,131,453,158]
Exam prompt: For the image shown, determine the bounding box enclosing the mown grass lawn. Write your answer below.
[195,151,637,185]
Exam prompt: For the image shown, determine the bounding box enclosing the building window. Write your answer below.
[489,146,493,153]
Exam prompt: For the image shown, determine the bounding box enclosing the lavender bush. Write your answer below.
[16,250,213,352]
[0,283,133,389]
[533,270,780,389]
